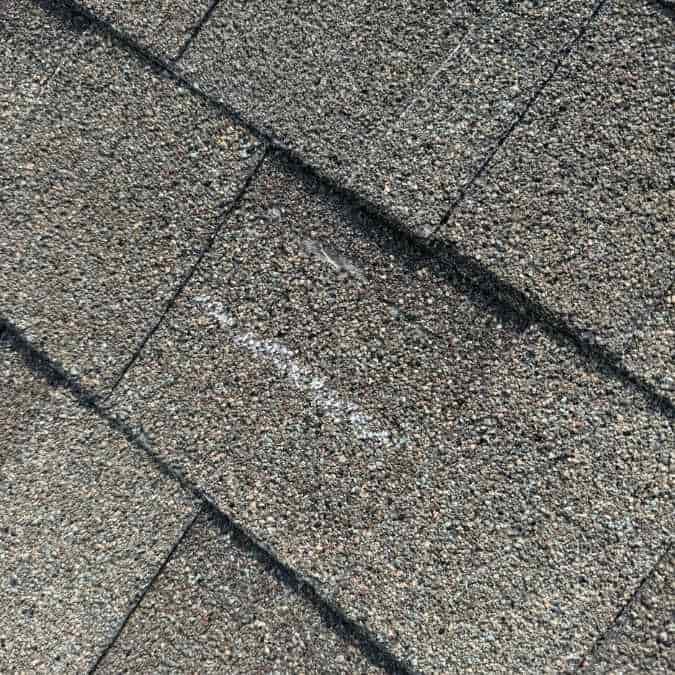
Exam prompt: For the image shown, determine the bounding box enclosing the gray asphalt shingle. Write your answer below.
[444,0,674,396]
[109,158,674,673]
[75,0,212,58]
[179,0,596,226]
[1,3,261,392]
[0,1,82,130]
[98,512,383,674]
[0,345,195,673]
[582,546,674,673]
[2,1,673,672]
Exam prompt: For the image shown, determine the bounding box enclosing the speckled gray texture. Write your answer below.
[77,0,212,59]
[179,0,595,224]
[582,545,674,673]
[110,160,674,673]
[0,1,82,129]
[0,346,195,673]
[443,0,674,397]
[1,4,260,392]
[98,512,383,674]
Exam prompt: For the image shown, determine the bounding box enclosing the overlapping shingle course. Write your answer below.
[1,0,672,672]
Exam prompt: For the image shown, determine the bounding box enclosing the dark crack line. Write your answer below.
[86,507,203,673]
[26,0,675,422]
[434,0,610,232]
[0,319,418,675]
[101,146,269,402]
[172,0,223,63]
[575,540,673,671]
[201,501,419,675]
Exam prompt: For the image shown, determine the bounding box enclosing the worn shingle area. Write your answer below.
[98,512,383,674]
[1,1,261,392]
[443,0,674,395]
[0,345,195,673]
[110,160,674,673]
[75,0,212,58]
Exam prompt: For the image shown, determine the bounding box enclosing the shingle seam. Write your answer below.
[393,2,560,129]
[171,0,223,63]
[267,150,675,424]
[27,0,675,421]
[574,539,673,671]
[34,0,599,242]
[433,0,610,233]
[100,145,269,402]
[0,319,419,675]
[86,507,204,674]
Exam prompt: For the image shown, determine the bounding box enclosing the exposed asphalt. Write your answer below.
[1,0,673,673]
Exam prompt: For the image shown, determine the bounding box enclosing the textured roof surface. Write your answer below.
[0,346,195,672]
[2,0,673,673]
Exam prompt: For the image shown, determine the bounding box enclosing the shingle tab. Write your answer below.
[180,1,596,225]
[1,2,262,392]
[443,0,675,396]
[109,159,673,672]
[98,512,384,674]
[0,2,82,128]
[0,346,195,672]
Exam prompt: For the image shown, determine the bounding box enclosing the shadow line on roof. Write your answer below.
[0,317,419,675]
[28,0,674,422]
[270,151,675,423]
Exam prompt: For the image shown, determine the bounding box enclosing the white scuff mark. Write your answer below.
[319,245,342,271]
[302,239,366,282]
[395,22,477,122]
[197,299,393,445]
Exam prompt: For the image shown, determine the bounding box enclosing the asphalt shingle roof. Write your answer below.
[446,0,674,397]
[97,510,383,673]
[1,0,673,673]
[581,546,674,673]
[106,155,672,672]
[2,3,262,391]
[0,346,195,672]
[178,0,599,229]
[73,0,212,58]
